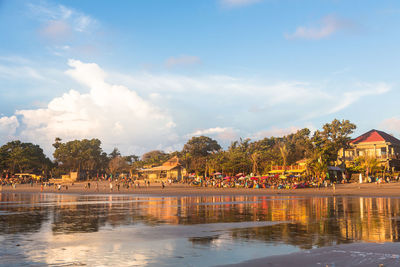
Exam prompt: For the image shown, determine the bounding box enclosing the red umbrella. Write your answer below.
[251,177,258,180]
[224,176,231,180]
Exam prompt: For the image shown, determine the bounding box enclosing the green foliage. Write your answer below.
[0,140,52,173]
[354,156,381,176]
[52,138,107,173]
[141,150,169,166]
[0,119,360,179]
[183,136,221,174]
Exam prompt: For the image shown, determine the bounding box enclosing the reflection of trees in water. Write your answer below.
[229,197,400,249]
[2,193,400,245]
[0,193,49,234]
[230,222,350,250]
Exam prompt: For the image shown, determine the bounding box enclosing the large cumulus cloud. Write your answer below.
[12,60,177,155]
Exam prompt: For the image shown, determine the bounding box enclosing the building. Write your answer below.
[269,159,307,175]
[338,129,400,171]
[139,156,187,182]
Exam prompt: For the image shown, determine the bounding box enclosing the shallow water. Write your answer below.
[0,193,399,266]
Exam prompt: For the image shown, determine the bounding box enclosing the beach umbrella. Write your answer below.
[224,176,230,179]
[236,173,244,177]
[213,172,222,175]
[250,177,258,180]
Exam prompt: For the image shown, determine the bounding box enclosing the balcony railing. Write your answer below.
[271,165,306,171]
[342,154,400,161]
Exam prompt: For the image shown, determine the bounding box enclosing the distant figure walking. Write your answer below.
[161,181,165,189]
[109,182,113,192]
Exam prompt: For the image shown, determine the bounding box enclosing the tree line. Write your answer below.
[0,119,366,178]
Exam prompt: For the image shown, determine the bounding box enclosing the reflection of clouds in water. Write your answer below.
[25,231,151,266]
[3,194,400,265]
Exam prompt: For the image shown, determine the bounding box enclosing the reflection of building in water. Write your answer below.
[3,193,400,248]
[339,197,400,242]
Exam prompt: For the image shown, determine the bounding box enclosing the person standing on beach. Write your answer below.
[110,182,113,191]
[161,181,165,189]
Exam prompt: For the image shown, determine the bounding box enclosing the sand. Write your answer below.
[217,242,400,267]
[1,181,400,197]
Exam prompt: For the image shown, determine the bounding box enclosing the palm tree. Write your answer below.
[358,156,380,177]
[313,161,328,180]
[250,152,260,175]
[279,144,288,172]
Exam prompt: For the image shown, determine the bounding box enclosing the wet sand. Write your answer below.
[218,242,400,267]
[2,181,400,197]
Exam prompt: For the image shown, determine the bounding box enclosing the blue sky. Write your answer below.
[1,0,400,156]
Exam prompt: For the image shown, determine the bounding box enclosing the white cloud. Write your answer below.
[285,15,353,40]
[165,55,201,68]
[220,0,262,8]
[0,58,391,155]
[188,127,238,141]
[29,2,97,34]
[380,117,400,136]
[9,60,176,155]
[0,116,19,143]
[328,82,391,114]
[251,126,300,140]
[27,1,98,50]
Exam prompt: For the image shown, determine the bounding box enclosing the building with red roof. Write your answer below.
[338,129,400,171]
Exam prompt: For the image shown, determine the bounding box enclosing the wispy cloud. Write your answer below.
[328,82,391,114]
[165,55,201,68]
[28,1,98,43]
[285,15,353,40]
[220,0,262,8]
[0,59,391,154]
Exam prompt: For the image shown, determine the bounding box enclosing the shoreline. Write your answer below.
[218,242,400,267]
[2,182,400,197]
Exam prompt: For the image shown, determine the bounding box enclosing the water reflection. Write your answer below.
[1,193,400,266]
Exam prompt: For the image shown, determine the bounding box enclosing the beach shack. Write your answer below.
[139,156,187,182]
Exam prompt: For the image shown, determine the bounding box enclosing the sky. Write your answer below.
[1,0,400,156]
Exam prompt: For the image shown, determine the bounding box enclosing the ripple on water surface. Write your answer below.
[0,193,399,266]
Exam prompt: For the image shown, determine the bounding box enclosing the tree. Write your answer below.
[108,156,129,175]
[279,143,288,171]
[0,141,51,174]
[183,136,221,174]
[109,148,121,159]
[141,150,169,165]
[317,119,356,164]
[356,156,380,177]
[52,138,106,175]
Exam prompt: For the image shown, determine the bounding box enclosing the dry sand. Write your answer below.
[2,181,400,197]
